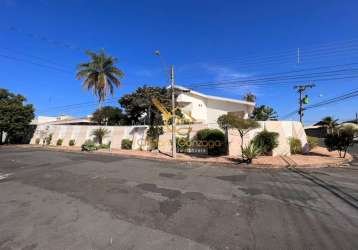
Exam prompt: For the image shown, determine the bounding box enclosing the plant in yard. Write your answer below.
[121,139,132,150]
[56,139,63,146]
[81,139,97,151]
[69,139,75,146]
[76,50,124,106]
[307,136,319,150]
[289,137,302,154]
[45,133,53,145]
[196,128,226,156]
[251,105,278,121]
[147,125,164,150]
[217,113,260,159]
[98,141,111,149]
[91,128,110,145]
[242,141,261,163]
[35,138,40,144]
[324,125,357,158]
[252,130,279,155]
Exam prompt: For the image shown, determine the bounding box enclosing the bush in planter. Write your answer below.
[45,134,53,145]
[121,139,132,150]
[69,139,75,146]
[242,142,261,163]
[307,136,319,150]
[56,139,63,146]
[196,129,225,156]
[289,137,302,154]
[81,139,97,151]
[252,130,279,155]
[35,138,40,144]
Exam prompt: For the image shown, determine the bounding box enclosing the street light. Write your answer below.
[155,50,176,158]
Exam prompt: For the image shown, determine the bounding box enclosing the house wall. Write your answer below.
[177,93,207,122]
[30,121,308,157]
[158,121,308,157]
[30,125,149,150]
[206,99,250,125]
[228,121,308,157]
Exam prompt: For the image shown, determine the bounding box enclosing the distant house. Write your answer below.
[173,85,255,125]
[31,115,96,126]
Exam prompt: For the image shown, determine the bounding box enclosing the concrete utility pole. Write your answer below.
[294,84,315,125]
[356,112,358,124]
[170,65,177,158]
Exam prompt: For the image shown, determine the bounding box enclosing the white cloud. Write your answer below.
[202,64,251,81]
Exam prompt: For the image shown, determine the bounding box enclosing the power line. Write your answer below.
[0,53,73,74]
[280,88,358,119]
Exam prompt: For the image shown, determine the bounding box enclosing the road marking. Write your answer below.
[0,173,12,180]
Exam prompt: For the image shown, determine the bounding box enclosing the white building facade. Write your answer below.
[174,86,255,125]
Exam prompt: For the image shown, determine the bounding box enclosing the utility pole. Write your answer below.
[170,65,177,158]
[356,112,358,124]
[294,84,315,125]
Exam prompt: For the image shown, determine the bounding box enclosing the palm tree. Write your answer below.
[77,50,124,106]
[91,128,110,145]
[320,116,339,134]
[243,92,256,103]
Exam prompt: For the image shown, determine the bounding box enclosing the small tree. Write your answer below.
[217,113,260,159]
[251,105,278,121]
[91,128,110,145]
[324,125,357,158]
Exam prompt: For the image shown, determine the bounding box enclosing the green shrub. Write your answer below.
[242,142,261,163]
[56,139,63,146]
[147,126,163,149]
[45,134,53,145]
[307,136,319,150]
[324,125,358,158]
[289,137,302,154]
[81,139,97,151]
[121,139,132,150]
[98,141,111,149]
[196,129,226,156]
[69,139,75,146]
[35,138,40,144]
[252,130,279,155]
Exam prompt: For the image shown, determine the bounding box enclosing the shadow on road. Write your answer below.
[288,167,358,210]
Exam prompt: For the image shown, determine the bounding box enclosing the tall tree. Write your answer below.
[91,106,128,125]
[251,105,278,121]
[76,50,124,105]
[0,89,35,144]
[118,85,172,125]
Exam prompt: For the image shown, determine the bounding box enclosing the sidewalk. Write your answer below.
[4,145,352,168]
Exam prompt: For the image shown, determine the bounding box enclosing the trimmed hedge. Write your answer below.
[121,139,132,150]
[56,139,63,146]
[196,129,225,156]
[69,139,75,146]
[81,140,97,151]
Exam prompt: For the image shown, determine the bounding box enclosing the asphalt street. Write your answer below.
[0,147,358,250]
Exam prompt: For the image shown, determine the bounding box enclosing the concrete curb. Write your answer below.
[1,144,352,169]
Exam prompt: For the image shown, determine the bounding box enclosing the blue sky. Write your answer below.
[1,0,358,124]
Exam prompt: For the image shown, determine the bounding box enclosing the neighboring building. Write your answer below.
[173,85,255,125]
[31,115,96,126]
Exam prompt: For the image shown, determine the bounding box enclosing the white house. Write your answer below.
[173,85,255,125]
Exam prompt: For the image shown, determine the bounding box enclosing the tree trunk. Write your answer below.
[239,130,244,160]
